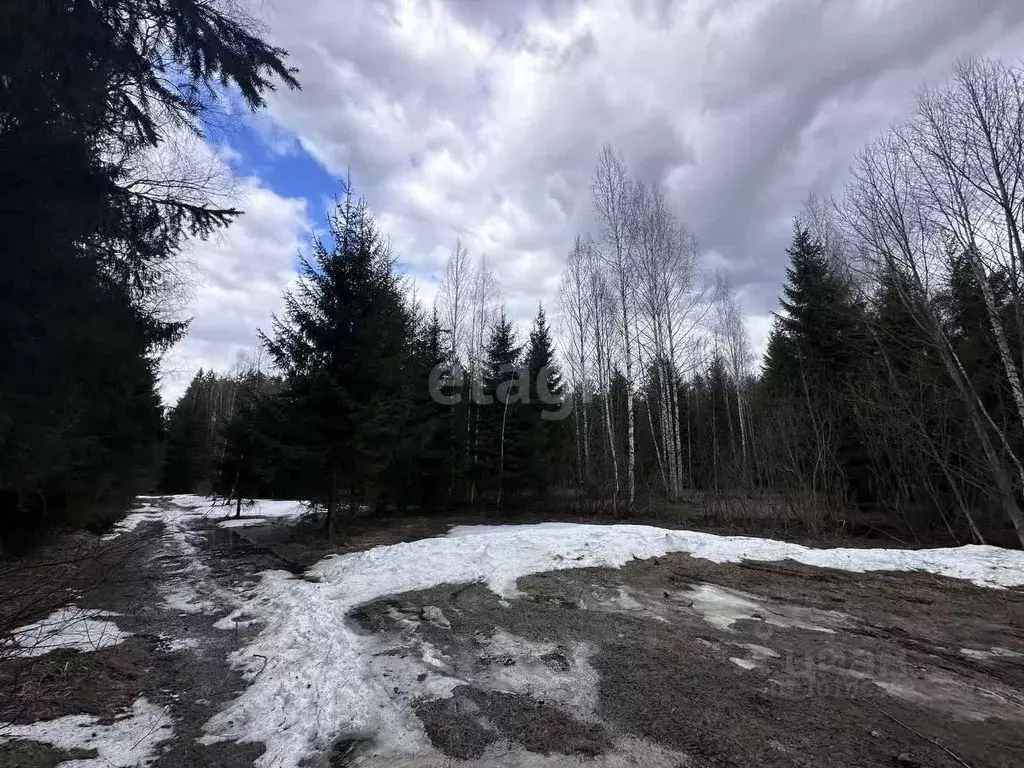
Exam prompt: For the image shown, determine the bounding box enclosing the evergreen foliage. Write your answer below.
[0,0,297,550]
[260,190,417,525]
[763,226,866,394]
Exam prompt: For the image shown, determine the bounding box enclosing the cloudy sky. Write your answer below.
[160,0,1024,403]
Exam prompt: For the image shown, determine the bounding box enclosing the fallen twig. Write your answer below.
[881,710,974,768]
[253,653,268,678]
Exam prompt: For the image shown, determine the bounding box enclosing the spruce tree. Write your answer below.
[478,310,524,503]
[261,188,416,528]
[0,0,297,548]
[386,308,454,511]
[161,371,214,493]
[522,305,565,495]
[764,225,865,395]
[761,318,794,391]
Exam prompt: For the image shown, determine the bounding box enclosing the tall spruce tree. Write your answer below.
[161,371,214,494]
[388,308,454,511]
[764,225,865,395]
[522,305,565,495]
[261,189,416,529]
[478,310,524,504]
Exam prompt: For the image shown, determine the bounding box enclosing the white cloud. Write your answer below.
[160,178,309,404]
[165,0,1024,392]
[239,0,1024,328]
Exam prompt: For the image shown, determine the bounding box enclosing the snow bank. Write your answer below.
[6,606,128,658]
[202,521,1024,767]
[442,523,1024,590]
[0,697,172,766]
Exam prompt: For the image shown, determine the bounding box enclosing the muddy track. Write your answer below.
[353,554,1024,768]
[2,501,1024,767]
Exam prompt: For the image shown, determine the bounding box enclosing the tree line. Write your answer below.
[10,14,1023,553]
[552,57,1024,547]
[161,189,569,533]
[164,56,1024,549]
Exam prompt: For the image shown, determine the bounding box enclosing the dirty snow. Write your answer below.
[103,495,281,615]
[216,517,270,529]
[960,646,1024,661]
[685,582,845,633]
[6,606,128,658]
[728,643,780,670]
[0,697,172,766]
[104,496,308,541]
[198,519,1024,768]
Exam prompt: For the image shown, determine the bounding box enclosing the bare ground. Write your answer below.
[1,501,1023,767]
[351,554,1024,768]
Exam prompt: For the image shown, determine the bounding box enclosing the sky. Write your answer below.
[160,0,1024,403]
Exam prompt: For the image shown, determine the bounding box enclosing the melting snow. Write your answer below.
[0,697,172,765]
[216,517,269,529]
[198,520,1024,767]
[6,606,128,658]
[684,583,845,633]
[960,646,1023,661]
[728,643,780,670]
[104,496,308,541]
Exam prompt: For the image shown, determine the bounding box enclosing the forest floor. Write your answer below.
[0,497,1023,767]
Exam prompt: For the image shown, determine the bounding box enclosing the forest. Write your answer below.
[163,57,1024,550]
[4,1,1024,553]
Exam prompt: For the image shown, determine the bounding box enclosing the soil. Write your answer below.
[0,741,96,767]
[1,500,1023,767]
[0,505,275,767]
[354,554,1024,768]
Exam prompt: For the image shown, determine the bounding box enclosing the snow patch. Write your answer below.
[113,498,241,617]
[0,697,172,766]
[683,583,844,633]
[6,606,128,658]
[216,517,269,529]
[202,521,1024,767]
[158,634,201,653]
[728,643,779,670]
[101,505,165,540]
[729,656,759,670]
[105,496,308,541]
[960,646,1023,661]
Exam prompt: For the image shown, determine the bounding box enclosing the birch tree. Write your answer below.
[438,239,472,369]
[844,130,1024,545]
[716,277,753,483]
[558,236,593,483]
[466,254,499,503]
[586,241,620,502]
[592,145,637,506]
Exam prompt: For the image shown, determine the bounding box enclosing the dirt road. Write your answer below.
[1,497,1023,767]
